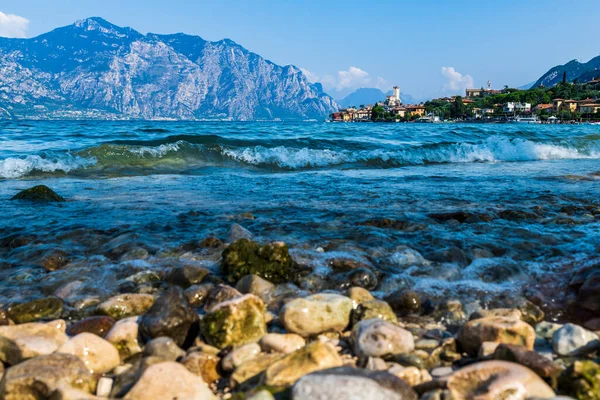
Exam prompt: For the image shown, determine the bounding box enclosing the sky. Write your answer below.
[1,0,599,100]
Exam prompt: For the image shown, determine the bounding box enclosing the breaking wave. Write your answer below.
[2,135,600,179]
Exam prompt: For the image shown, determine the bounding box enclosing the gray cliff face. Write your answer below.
[0,17,338,120]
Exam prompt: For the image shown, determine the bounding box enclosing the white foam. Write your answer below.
[219,136,600,169]
[0,155,96,179]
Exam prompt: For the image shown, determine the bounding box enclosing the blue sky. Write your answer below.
[1,0,599,100]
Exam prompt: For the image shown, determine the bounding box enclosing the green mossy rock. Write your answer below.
[222,239,294,284]
[7,296,63,324]
[201,294,267,349]
[11,185,65,202]
[559,360,600,400]
[351,300,397,326]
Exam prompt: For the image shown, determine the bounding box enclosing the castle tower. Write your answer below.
[393,86,401,102]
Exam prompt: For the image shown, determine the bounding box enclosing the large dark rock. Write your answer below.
[164,265,210,288]
[221,239,294,284]
[10,185,65,202]
[292,366,417,400]
[385,289,421,316]
[577,270,600,312]
[140,287,199,348]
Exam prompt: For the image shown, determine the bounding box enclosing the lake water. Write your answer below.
[1,121,599,319]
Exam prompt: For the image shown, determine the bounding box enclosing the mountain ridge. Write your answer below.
[0,17,338,120]
[533,55,600,87]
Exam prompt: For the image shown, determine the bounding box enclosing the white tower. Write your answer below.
[393,86,401,102]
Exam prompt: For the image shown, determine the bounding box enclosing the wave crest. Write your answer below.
[2,135,599,178]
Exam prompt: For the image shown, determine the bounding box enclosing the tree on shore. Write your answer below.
[450,96,467,119]
[371,105,385,121]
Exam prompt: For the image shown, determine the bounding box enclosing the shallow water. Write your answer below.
[1,121,599,316]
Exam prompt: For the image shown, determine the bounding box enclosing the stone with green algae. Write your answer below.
[221,239,294,284]
[559,360,600,400]
[201,294,267,349]
[11,185,65,202]
[7,296,63,324]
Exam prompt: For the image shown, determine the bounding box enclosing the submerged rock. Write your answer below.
[458,316,535,356]
[221,239,294,284]
[0,353,95,400]
[57,332,121,374]
[292,366,418,400]
[280,293,353,337]
[140,287,199,348]
[201,294,267,348]
[447,360,555,399]
[0,320,68,365]
[123,361,216,400]
[352,318,414,358]
[263,342,343,387]
[226,223,254,243]
[96,293,155,320]
[7,296,63,324]
[10,185,65,202]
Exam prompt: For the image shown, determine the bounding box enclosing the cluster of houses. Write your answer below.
[539,98,600,116]
[331,86,426,122]
[331,81,600,122]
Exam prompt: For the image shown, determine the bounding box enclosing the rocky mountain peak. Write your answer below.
[0,18,338,121]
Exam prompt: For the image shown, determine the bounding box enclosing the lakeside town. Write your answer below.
[331,78,600,124]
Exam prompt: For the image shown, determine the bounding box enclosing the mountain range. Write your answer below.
[0,17,338,121]
[533,55,600,88]
[338,88,420,108]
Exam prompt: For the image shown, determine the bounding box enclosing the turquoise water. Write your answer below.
[1,121,599,317]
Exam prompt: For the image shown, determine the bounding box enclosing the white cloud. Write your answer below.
[301,66,388,93]
[441,66,474,93]
[299,68,320,83]
[0,11,29,38]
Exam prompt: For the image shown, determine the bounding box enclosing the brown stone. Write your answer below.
[492,344,562,381]
[182,351,221,384]
[458,317,535,356]
[67,316,115,337]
